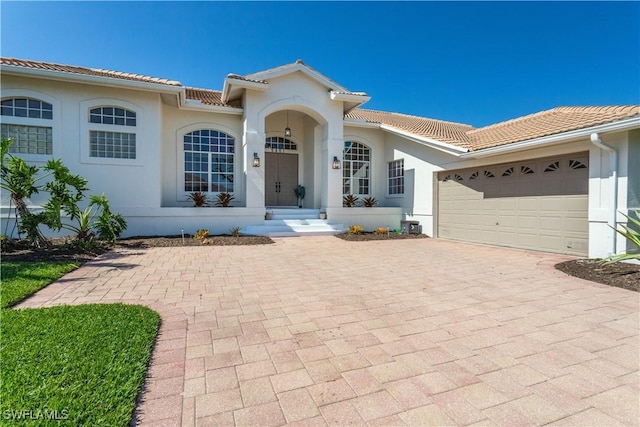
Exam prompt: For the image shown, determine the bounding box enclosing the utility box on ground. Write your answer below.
[401,220,421,234]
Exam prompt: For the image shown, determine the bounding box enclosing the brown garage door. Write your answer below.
[438,152,589,255]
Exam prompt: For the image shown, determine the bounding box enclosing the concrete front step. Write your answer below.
[244,208,344,237]
[268,208,321,221]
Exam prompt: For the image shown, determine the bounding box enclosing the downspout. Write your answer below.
[590,133,618,255]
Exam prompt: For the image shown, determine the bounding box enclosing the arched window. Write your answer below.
[343,141,370,196]
[184,129,235,193]
[265,136,297,151]
[1,97,53,155]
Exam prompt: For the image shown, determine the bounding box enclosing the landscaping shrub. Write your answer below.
[349,225,363,234]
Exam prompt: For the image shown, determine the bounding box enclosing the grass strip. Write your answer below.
[1,303,160,426]
[0,261,79,309]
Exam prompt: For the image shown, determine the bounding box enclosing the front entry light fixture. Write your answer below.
[332,156,341,169]
[284,110,292,137]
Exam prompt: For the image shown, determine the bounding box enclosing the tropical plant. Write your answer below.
[343,194,359,207]
[187,191,208,207]
[1,138,90,246]
[349,225,363,235]
[90,194,127,243]
[215,192,235,207]
[230,226,241,238]
[2,138,127,245]
[601,210,640,264]
[1,138,48,245]
[363,197,378,207]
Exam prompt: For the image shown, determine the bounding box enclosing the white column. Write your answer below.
[321,116,344,209]
[243,117,265,208]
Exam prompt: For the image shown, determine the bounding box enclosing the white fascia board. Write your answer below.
[224,77,269,92]
[329,91,371,104]
[343,118,380,129]
[461,116,640,159]
[179,99,243,115]
[221,77,268,103]
[380,124,469,155]
[1,65,184,95]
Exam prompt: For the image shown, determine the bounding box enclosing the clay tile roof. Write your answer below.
[226,74,268,84]
[1,57,182,86]
[346,109,474,146]
[467,105,640,150]
[332,90,369,97]
[347,106,640,152]
[184,87,227,106]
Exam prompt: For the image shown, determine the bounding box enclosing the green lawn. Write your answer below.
[1,261,79,309]
[1,262,160,426]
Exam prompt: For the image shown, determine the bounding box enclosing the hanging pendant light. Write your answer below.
[284,110,292,137]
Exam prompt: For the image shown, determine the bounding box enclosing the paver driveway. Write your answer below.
[18,237,639,426]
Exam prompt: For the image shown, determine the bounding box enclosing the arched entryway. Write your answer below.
[263,109,321,208]
[265,136,300,206]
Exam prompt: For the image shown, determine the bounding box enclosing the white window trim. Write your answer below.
[80,98,143,166]
[342,140,372,197]
[387,158,405,198]
[176,123,240,202]
[1,89,61,163]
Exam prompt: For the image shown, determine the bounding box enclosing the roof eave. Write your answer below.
[343,118,380,129]
[221,76,269,103]
[1,64,184,94]
[330,91,371,114]
[461,116,640,159]
[179,99,243,115]
[379,124,469,155]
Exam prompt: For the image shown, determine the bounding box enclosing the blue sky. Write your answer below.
[2,1,638,127]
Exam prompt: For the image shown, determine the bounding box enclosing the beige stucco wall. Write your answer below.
[159,104,243,207]
[2,75,163,209]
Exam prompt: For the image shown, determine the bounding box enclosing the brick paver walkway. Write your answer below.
[17,237,639,426]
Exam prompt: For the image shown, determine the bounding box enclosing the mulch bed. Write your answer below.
[555,259,639,292]
[2,235,637,292]
[335,232,428,242]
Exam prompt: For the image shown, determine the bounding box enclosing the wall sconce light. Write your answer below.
[252,153,260,167]
[332,156,341,169]
[284,110,292,137]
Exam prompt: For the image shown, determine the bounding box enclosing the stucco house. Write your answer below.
[1,57,638,259]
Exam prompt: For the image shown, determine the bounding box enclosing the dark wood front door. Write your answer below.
[265,152,299,206]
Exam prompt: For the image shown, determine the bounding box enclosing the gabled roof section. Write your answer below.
[226,59,370,113]
[346,109,474,147]
[1,57,182,87]
[245,59,349,92]
[467,106,640,150]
